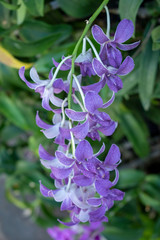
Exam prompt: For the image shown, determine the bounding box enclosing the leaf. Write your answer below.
[145,105,160,125]
[151,25,160,50]
[118,106,150,157]
[57,0,103,18]
[0,0,19,10]
[103,226,143,240]
[17,0,27,25]
[139,39,159,110]
[2,24,72,57]
[139,192,160,212]
[119,0,143,29]
[0,46,32,68]
[22,0,44,16]
[117,169,145,189]
[0,93,37,131]
[19,19,72,42]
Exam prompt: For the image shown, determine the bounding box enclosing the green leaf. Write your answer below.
[57,0,103,18]
[17,0,27,25]
[145,105,160,125]
[119,0,143,29]
[118,107,150,157]
[139,39,159,110]
[0,93,37,131]
[151,25,160,50]
[22,0,44,16]
[0,0,19,10]
[104,226,143,240]
[2,24,72,57]
[117,169,145,189]
[139,192,160,212]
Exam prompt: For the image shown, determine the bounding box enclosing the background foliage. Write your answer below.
[0,0,160,239]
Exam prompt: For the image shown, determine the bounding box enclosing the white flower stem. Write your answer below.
[73,94,86,112]
[104,6,110,38]
[73,74,85,105]
[85,37,101,62]
[69,121,75,158]
[61,98,68,127]
[82,37,86,55]
[47,55,72,89]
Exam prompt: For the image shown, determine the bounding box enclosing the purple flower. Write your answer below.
[47,226,75,240]
[53,50,96,77]
[92,19,140,52]
[65,91,116,140]
[92,56,134,92]
[19,66,66,111]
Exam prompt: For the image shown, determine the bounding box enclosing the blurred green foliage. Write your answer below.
[0,0,160,239]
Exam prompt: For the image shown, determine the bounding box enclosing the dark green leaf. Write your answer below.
[139,192,160,212]
[139,39,159,110]
[0,93,37,131]
[2,24,72,57]
[57,0,103,18]
[119,0,143,29]
[22,0,44,16]
[151,25,160,50]
[0,0,19,10]
[145,105,160,124]
[117,169,145,189]
[118,107,150,157]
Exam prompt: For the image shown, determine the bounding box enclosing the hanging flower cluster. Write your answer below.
[47,222,105,240]
[19,5,139,228]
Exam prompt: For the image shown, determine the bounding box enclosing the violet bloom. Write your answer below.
[92,19,140,53]
[92,56,134,92]
[19,66,66,111]
[47,226,75,240]
[65,91,116,141]
[52,49,96,77]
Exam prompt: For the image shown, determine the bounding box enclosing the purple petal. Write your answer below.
[55,151,74,166]
[87,198,101,206]
[39,144,54,160]
[98,121,117,136]
[42,123,60,139]
[102,92,115,108]
[85,91,103,114]
[106,75,123,92]
[48,67,54,80]
[42,89,53,111]
[30,67,42,84]
[58,219,79,226]
[36,111,51,129]
[114,19,134,43]
[19,67,36,89]
[52,57,71,70]
[94,143,105,157]
[116,40,140,50]
[73,175,94,186]
[108,189,125,201]
[92,58,107,77]
[101,45,122,68]
[65,109,87,121]
[89,206,108,222]
[51,166,73,179]
[75,139,93,162]
[82,78,106,94]
[39,181,56,198]
[49,93,64,107]
[92,25,109,44]
[53,78,65,93]
[95,179,113,196]
[104,144,121,166]
[71,120,89,140]
[116,56,134,76]
[61,197,73,211]
[112,168,119,186]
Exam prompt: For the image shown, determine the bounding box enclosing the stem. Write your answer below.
[61,98,68,127]
[69,121,75,157]
[73,94,86,112]
[86,37,102,61]
[47,55,72,89]
[67,0,109,109]
[73,74,85,105]
[104,6,110,38]
[82,37,86,55]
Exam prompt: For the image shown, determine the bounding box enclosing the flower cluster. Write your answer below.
[47,222,105,240]
[19,14,139,227]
